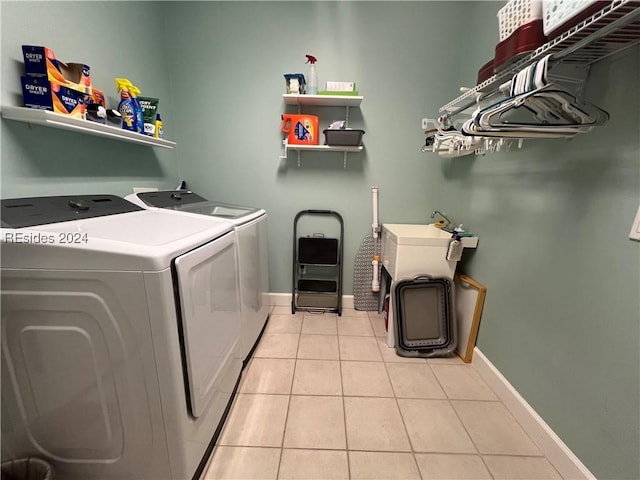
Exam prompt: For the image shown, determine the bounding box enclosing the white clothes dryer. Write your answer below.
[126,190,269,361]
[1,194,242,480]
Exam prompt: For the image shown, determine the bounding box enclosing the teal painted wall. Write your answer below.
[1,2,638,479]
[161,1,487,297]
[450,46,640,480]
[0,1,179,198]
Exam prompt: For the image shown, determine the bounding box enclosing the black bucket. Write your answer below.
[1,458,54,480]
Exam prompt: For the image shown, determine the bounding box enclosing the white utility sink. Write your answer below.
[383,223,478,248]
[381,223,479,348]
[381,222,478,283]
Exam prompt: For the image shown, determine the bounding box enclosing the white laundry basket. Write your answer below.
[542,0,601,35]
[497,0,544,40]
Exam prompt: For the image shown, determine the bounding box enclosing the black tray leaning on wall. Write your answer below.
[393,275,456,358]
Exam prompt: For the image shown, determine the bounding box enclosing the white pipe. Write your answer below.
[372,185,380,293]
[372,255,380,292]
[372,185,379,239]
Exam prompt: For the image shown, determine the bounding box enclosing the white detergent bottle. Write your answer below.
[306,54,318,95]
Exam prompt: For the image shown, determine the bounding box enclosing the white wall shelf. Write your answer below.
[285,144,364,153]
[1,106,176,149]
[280,94,364,168]
[283,94,363,107]
[279,141,364,168]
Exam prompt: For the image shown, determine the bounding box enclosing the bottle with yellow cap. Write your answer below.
[129,83,144,134]
[114,78,144,133]
[115,78,135,131]
[154,114,164,139]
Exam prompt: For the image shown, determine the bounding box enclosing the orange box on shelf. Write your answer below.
[89,88,106,107]
[22,45,91,94]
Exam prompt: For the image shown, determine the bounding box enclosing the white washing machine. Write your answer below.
[1,194,243,480]
[126,190,269,361]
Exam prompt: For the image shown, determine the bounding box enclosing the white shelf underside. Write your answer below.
[1,106,176,149]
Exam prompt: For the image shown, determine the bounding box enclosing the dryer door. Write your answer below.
[174,231,241,418]
[236,215,270,359]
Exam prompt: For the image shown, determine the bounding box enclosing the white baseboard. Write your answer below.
[266,293,355,309]
[266,293,291,306]
[472,348,595,480]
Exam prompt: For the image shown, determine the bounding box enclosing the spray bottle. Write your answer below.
[305,54,318,95]
[115,78,136,131]
[128,83,145,134]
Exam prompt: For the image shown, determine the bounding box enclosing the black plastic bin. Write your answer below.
[392,275,457,358]
[1,458,54,480]
[323,129,365,146]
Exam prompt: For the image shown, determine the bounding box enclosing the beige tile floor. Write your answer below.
[204,306,563,480]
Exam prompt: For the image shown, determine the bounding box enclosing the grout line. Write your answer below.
[233,392,291,397]
[426,358,448,399]
[338,345,352,478]
[277,446,478,453]
[380,356,426,480]
[216,444,560,456]
[481,452,498,480]
[380,348,419,466]
[450,397,546,457]
[415,452,425,480]
[448,397,482,456]
[273,331,300,479]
